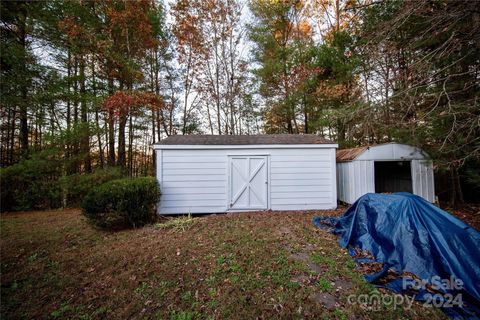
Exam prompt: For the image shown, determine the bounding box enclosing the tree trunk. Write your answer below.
[206,103,214,134]
[117,81,127,169]
[71,56,80,173]
[151,50,157,144]
[128,115,133,175]
[337,119,346,146]
[19,10,28,157]
[79,57,91,173]
[304,101,308,134]
[335,0,340,32]
[118,113,127,168]
[287,120,293,134]
[450,166,464,208]
[182,86,189,135]
[107,77,115,166]
[229,35,236,135]
[152,49,159,171]
[182,50,193,135]
[160,111,167,138]
[3,107,13,165]
[92,58,104,167]
[66,50,72,171]
[215,46,221,135]
[10,107,16,164]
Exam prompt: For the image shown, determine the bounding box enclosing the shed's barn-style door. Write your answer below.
[228,156,268,210]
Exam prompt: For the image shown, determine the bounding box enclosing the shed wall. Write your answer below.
[337,161,375,204]
[156,147,336,214]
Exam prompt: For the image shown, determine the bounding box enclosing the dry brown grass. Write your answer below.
[0,208,445,319]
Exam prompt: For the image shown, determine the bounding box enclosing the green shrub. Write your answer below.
[81,177,160,229]
[60,167,124,207]
[0,159,124,212]
[0,156,63,212]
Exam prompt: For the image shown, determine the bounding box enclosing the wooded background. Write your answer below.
[1,0,479,207]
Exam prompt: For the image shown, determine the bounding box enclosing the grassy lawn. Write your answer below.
[0,209,445,320]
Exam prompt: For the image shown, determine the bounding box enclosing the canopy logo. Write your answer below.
[347,290,415,311]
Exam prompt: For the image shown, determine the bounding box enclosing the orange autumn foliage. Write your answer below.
[104,91,164,117]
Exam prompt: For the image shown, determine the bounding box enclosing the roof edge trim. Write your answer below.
[153,144,338,150]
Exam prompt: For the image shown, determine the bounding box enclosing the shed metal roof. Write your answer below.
[336,146,368,162]
[336,143,429,162]
[155,134,334,145]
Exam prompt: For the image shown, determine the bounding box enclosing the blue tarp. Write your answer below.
[313,193,480,319]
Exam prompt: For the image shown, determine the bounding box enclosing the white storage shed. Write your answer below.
[154,135,338,214]
[336,143,435,204]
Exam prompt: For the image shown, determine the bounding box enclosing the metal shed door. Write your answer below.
[411,160,435,202]
[229,156,268,210]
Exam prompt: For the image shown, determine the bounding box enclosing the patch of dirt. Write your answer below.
[306,262,325,274]
[334,278,354,291]
[291,274,310,284]
[309,292,337,309]
[290,252,310,262]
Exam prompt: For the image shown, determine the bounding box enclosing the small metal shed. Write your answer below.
[336,143,435,204]
[153,134,338,214]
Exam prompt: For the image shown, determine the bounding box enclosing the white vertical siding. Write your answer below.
[157,147,337,214]
[337,161,375,204]
[356,161,375,201]
[330,148,337,208]
[337,162,346,203]
[411,160,435,202]
[269,148,335,211]
[160,150,227,214]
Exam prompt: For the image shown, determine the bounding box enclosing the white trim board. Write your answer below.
[154,144,338,150]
